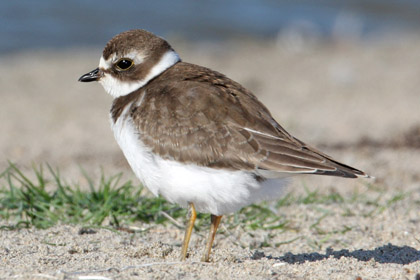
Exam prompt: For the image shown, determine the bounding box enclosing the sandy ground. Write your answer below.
[1,34,420,279]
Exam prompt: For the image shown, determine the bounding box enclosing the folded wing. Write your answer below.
[130,62,368,179]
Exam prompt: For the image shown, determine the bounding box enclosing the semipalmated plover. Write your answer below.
[79,29,369,262]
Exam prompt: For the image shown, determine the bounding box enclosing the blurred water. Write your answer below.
[1,0,419,53]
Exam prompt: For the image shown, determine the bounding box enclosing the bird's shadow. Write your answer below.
[251,243,420,265]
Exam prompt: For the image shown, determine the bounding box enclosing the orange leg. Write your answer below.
[180,202,197,261]
[201,214,222,262]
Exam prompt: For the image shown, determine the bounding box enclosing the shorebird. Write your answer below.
[79,29,369,262]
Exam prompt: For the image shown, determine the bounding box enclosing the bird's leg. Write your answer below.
[180,202,197,261]
[201,214,222,262]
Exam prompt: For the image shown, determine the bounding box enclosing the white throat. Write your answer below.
[98,50,180,98]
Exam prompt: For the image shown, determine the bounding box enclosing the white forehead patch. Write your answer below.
[98,50,180,98]
[99,53,114,70]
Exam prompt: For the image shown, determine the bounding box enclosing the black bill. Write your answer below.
[78,68,101,82]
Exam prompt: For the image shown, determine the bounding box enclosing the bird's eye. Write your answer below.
[115,58,134,71]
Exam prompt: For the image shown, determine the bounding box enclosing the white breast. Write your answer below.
[111,104,289,215]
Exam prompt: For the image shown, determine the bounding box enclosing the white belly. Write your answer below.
[111,110,289,215]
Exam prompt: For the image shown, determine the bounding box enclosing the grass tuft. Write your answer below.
[0,163,186,229]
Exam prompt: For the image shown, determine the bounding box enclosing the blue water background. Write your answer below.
[1,0,420,54]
